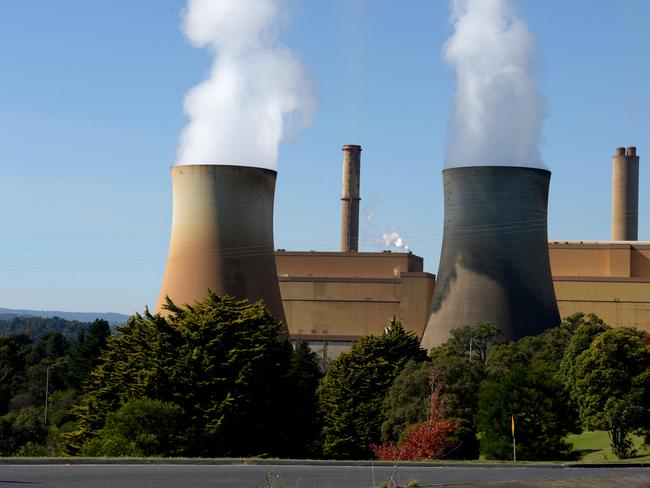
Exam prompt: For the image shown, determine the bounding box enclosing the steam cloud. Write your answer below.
[176,0,317,168]
[382,229,409,252]
[444,0,545,168]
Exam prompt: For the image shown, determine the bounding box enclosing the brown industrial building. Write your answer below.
[278,146,649,359]
[550,241,650,331]
[153,146,648,358]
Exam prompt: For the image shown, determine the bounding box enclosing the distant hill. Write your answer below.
[0,307,129,325]
[0,316,92,341]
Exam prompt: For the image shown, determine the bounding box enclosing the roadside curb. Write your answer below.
[0,458,648,468]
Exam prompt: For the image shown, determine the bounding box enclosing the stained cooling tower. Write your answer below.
[156,165,287,329]
[420,166,560,349]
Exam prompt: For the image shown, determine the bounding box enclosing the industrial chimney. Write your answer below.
[341,145,362,252]
[420,166,560,349]
[611,146,640,241]
[156,164,287,329]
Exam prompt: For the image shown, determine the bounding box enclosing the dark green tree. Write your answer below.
[286,341,323,457]
[559,314,609,392]
[476,365,579,460]
[67,293,298,457]
[476,321,583,461]
[82,397,185,457]
[318,318,426,459]
[571,327,650,458]
[68,319,111,389]
[381,360,432,444]
[445,322,502,363]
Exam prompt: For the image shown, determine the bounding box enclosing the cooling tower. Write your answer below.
[420,166,559,349]
[341,145,362,252]
[156,164,287,329]
[611,146,640,241]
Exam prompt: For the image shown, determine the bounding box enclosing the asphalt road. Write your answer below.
[0,464,648,488]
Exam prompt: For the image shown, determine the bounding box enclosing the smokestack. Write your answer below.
[156,165,287,330]
[420,166,560,349]
[611,146,640,241]
[341,145,362,252]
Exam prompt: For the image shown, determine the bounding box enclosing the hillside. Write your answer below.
[0,307,129,325]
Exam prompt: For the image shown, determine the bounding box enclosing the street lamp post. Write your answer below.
[44,360,67,424]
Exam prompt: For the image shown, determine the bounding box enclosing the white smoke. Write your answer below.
[443,0,545,168]
[382,229,409,252]
[176,0,317,168]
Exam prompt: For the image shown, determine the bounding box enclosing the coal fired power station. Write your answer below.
[420,166,560,349]
[156,164,287,329]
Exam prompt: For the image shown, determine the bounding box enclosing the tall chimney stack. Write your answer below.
[341,145,362,252]
[611,146,640,241]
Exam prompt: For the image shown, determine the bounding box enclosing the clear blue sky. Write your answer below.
[1,0,648,314]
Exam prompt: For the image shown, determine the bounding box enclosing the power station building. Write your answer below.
[277,146,649,358]
[154,146,648,358]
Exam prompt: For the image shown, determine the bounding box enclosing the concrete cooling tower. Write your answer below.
[420,166,560,349]
[156,164,287,329]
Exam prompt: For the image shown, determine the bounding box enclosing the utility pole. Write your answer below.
[44,360,67,424]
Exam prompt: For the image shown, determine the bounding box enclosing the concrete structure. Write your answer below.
[276,250,435,357]
[340,145,362,252]
[550,241,650,331]
[157,164,287,329]
[611,147,640,241]
[420,166,560,349]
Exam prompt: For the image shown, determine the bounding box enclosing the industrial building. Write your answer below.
[277,146,649,358]
[154,145,648,358]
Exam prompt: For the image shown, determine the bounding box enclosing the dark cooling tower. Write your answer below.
[420,166,559,349]
[156,164,287,329]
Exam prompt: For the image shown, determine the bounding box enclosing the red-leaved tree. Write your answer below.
[373,368,459,460]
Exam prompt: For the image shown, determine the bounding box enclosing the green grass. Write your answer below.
[567,430,650,462]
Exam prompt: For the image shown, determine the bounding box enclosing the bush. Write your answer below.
[82,398,184,457]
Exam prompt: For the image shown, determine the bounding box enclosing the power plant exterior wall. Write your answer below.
[550,241,650,331]
[420,166,560,349]
[611,147,640,241]
[275,251,435,350]
[157,165,287,329]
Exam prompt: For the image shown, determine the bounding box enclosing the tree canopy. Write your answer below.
[570,327,650,458]
[66,293,319,458]
[318,318,426,459]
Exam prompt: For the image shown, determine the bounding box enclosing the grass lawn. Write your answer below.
[567,430,650,462]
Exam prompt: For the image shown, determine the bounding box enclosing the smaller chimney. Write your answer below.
[611,146,640,241]
[341,145,362,252]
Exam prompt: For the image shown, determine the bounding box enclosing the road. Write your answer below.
[0,464,648,488]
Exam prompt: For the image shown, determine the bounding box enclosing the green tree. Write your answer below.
[68,319,111,390]
[476,321,583,461]
[381,324,489,460]
[318,318,426,459]
[430,351,485,459]
[571,327,650,458]
[559,314,609,392]
[381,360,432,444]
[445,322,502,363]
[286,341,323,457]
[476,366,578,460]
[67,293,298,457]
[82,397,185,457]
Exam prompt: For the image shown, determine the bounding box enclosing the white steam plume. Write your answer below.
[444,0,545,168]
[382,229,409,252]
[176,0,317,169]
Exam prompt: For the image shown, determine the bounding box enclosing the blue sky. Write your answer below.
[1,0,648,314]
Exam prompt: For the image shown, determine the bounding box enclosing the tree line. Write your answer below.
[0,294,648,460]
